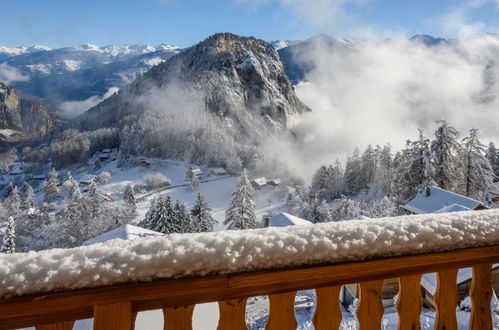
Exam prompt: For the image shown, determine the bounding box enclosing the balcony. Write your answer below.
[0,210,498,329]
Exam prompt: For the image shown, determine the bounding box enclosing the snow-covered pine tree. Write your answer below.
[151,195,180,234]
[5,186,20,216]
[224,169,256,230]
[4,181,14,199]
[329,196,363,221]
[191,192,216,232]
[124,184,136,206]
[460,129,497,199]
[431,120,462,191]
[174,200,193,233]
[21,181,34,209]
[486,142,498,175]
[187,168,200,190]
[392,130,435,201]
[344,148,362,194]
[326,159,345,199]
[70,182,82,201]
[88,180,98,197]
[1,216,15,253]
[43,168,59,202]
[360,144,377,190]
[311,165,330,192]
[141,197,159,229]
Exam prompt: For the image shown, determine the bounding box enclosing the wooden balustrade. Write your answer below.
[0,245,497,329]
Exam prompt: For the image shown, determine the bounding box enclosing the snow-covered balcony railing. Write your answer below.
[0,211,498,329]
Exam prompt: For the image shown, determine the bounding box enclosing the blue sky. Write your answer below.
[1,0,499,47]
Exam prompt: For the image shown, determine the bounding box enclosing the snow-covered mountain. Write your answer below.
[76,33,309,134]
[0,43,181,104]
[0,82,57,143]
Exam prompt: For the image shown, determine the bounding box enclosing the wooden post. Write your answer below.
[93,302,133,330]
[312,286,342,330]
[266,292,297,330]
[357,280,384,330]
[469,264,492,330]
[36,321,75,330]
[397,275,422,330]
[434,270,458,330]
[217,298,247,330]
[163,305,195,330]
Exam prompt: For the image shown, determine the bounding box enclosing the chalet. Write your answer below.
[420,264,499,308]
[97,153,110,161]
[9,162,24,175]
[97,193,113,202]
[31,174,45,181]
[267,179,281,187]
[402,186,488,215]
[209,168,227,176]
[255,212,311,228]
[80,175,96,186]
[185,168,203,180]
[251,177,268,190]
[82,224,164,246]
[139,159,152,168]
[101,149,111,154]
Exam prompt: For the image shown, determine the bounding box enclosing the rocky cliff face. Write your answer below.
[0,82,55,141]
[78,33,309,135]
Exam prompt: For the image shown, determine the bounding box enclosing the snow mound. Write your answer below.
[0,210,498,299]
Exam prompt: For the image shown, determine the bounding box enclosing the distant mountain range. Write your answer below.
[0,43,181,107]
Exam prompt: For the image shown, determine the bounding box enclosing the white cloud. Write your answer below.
[267,36,499,180]
[58,87,119,118]
[0,63,30,82]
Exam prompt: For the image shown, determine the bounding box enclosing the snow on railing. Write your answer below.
[1,209,498,300]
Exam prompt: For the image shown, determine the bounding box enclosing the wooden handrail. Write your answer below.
[0,245,498,329]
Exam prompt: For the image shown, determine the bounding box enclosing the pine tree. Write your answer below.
[150,195,180,234]
[191,192,216,232]
[393,130,435,201]
[21,181,34,210]
[431,120,462,191]
[460,129,497,199]
[360,144,377,190]
[43,168,59,202]
[88,180,98,197]
[124,184,136,206]
[174,200,193,232]
[187,168,200,190]
[486,142,498,175]
[1,216,15,253]
[4,181,14,199]
[70,182,82,201]
[224,169,256,230]
[311,165,330,192]
[344,148,362,194]
[5,186,20,216]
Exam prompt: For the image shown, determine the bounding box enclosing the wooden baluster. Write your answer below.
[313,286,342,330]
[434,269,458,330]
[217,298,248,330]
[469,264,493,330]
[36,321,75,330]
[93,301,133,330]
[163,305,195,330]
[397,275,422,330]
[266,292,297,330]
[357,280,384,330]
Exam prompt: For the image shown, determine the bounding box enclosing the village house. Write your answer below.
[402,186,488,214]
[83,224,164,246]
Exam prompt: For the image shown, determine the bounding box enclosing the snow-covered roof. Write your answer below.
[252,177,268,186]
[403,186,485,214]
[13,208,39,219]
[102,149,111,153]
[79,174,96,183]
[210,168,227,174]
[191,168,202,175]
[32,174,45,179]
[433,204,472,213]
[421,264,499,295]
[256,212,312,228]
[351,215,370,220]
[83,224,164,246]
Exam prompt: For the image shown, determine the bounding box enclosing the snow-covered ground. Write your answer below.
[78,157,287,229]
